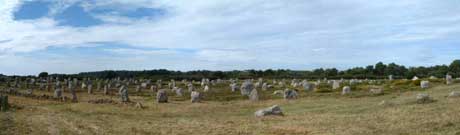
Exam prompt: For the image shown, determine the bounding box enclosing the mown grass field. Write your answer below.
[1,81,460,135]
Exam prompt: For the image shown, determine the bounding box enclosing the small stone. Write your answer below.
[249,89,259,101]
[273,90,283,95]
[255,105,284,117]
[421,81,430,89]
[156,90,168,103]
[191,91,201,103]
[342,86,351,95]
[283,89,298,100]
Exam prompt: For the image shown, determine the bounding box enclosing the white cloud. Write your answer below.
[1,0,460,75]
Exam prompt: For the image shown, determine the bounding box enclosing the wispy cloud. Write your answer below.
[1,0,460,75]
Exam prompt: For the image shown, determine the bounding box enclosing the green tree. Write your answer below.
[38,72,48,78]
[450,60,460,77]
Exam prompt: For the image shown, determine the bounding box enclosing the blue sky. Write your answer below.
[0,0,460,75]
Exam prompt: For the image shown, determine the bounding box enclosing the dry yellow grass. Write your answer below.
[2,83,460,135]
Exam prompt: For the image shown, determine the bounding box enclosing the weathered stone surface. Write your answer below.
[342,86,351,95]
[416,93,434,104]
[283,89,298,100]
[204,85,210,92]
[332,80,340,90]
[446,74,453,85]
[249,89,259,101]
[230,83,238,92]
[175,87,183,97]
[191,91,201,103]
[421,81,430,89]
[240,80,254,96]
[119,85,130,102]
[302,81,313,91]
[255,105,284,117]
[156,90,168,103]
[54,88,62,98]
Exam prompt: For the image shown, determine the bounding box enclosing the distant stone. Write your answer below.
[230,83,238,92]
[369,88,384,95]
[302,81,313,92]
[342,86,351,95]
[156,90,168,103]
[175,87,183,97]
[416,93,434,104]
[273,90,284,95]
[54,88,62,98]
[204,85,210,92]
[412,76,419,81]
[261,83,268,91]
[446,74,453,85]
[249,89,259,101]
[332,80,340,90]
[255,105,284,117]
[119,85,130,102]
[283,89,298,100]
[420,81,430,89]
[191,91,201,103]
[240,80,254,96]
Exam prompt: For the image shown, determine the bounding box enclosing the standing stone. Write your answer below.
[187,83,194,92]
[54,81,62,99]
[136,85,141,93]
[255,105,284,117]
[191,91,201,103]
[241,80,254,96]
[249,89,259,101]
[421,81,430,89]
[69,82,77,102]
[342,86,351,95]
[103,85,109,95]
[388,75,394,81]
[87,84,93,94]
[150,85,157,95]
[302,81,313,91]
[230,83,238,92]
[156,90,168,103]
[119,85,130,102]
[97,81,101,91]
[203,85,210,92]
[332,80,340,90]
[261,83,268,91]
[446,74,453,85]
[283,89,298,100]
[175,87,183,97]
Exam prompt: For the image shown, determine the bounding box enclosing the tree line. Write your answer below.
[14,60,460,80]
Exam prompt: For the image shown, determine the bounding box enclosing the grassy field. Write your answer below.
[1,82,460,135]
